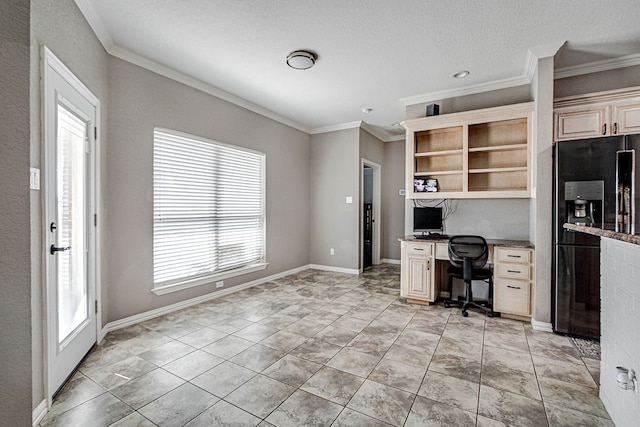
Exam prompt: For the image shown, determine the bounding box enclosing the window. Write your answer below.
[153,128,266,294]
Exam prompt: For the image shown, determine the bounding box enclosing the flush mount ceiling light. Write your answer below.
[453,70,470,79]
[286,50,317,70]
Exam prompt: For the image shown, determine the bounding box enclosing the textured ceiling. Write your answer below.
[76,0,640,138]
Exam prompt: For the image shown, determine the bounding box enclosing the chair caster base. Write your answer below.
[462,311,469,317]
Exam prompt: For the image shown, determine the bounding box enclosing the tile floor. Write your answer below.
[40,265,613,426]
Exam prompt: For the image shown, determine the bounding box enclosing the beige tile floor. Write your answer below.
[40,265,612,426]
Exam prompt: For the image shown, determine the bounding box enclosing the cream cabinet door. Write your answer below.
[612,101,640,135]
[554,105,609,141]
[406,255,431,300]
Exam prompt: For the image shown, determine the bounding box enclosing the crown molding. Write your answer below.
[526,41,566,80]
[310,121,362,134]
[554,52,640,80]
[403,41,567,107]
[310,121,403,142]
[74,1,311,134]
[74,0,114,50]
[360,122,405,142]
[400,74,530,107]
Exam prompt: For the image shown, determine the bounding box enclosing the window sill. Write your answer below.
[151,262,268,296]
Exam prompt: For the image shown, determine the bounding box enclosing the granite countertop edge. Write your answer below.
[563,223,640,245]
[398,236,534,249]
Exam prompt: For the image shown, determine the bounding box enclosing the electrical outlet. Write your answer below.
[330,248,335,256]
[216,281,224,288]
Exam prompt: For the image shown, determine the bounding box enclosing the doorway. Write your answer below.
[362,159,381,270]
[43,47,99,400]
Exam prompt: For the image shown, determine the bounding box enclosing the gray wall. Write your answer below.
[0,2,32,423]
[29,0,110,408]
[554,64,640,98]
[404,199,531,239]
[106,57,311,321]
[382,140,405,261]
[310,129,360,269]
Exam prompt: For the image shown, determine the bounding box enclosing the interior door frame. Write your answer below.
[361,158,381,270]
[42,46,102,404]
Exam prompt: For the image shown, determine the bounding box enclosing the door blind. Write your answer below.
[153,129,265,286]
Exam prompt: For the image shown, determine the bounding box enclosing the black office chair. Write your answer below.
[443,235,494,317]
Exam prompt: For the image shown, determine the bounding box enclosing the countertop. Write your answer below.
[563,223,640,245]
[399,236,534,248]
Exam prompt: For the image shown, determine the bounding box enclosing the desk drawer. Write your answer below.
[435,242,449,260]
[494,279,531,315]
[495,248,531,264]
[405,242,433,256]
[495,263,531,280]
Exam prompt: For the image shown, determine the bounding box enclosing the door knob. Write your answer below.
[50,245,71,255]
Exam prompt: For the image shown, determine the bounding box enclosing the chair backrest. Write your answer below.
[448,235,489,270]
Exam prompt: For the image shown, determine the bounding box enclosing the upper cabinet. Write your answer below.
[554,87,640,141]
[403,102,534,199]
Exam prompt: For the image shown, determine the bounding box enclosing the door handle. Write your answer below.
[50,245,71,255]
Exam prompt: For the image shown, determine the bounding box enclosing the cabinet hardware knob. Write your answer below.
[507,254,521,258]
[507,285,521,289]
[507,269,521,273]
[603,123,607,135]
[614,122,618,134]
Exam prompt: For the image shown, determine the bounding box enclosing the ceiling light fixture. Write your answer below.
[453,70,470,79]
[362,108,373,114]
[286,50,317,70]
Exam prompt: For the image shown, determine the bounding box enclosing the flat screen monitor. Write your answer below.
[413,206,443,232]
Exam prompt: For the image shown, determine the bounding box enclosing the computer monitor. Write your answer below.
[413,206,443,233]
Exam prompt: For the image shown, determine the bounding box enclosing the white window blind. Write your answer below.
[153,129,265,288]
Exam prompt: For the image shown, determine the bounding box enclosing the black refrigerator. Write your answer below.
[553,135,640,339]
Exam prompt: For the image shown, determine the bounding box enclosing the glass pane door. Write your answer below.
[55,103,88,345]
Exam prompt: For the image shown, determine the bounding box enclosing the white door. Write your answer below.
[44,48,98,398]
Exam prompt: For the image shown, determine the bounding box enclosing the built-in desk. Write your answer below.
[399,236,535,320]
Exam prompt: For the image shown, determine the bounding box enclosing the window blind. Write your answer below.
[153,129,265,287]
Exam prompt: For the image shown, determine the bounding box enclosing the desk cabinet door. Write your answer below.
[407,256,431,300]
[494,279,531,315]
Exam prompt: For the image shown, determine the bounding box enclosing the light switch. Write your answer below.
[346,196,353,204]
[30,168,40,190]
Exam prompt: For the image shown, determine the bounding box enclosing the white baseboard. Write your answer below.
[531,319,553,333]
[381,258,401,265]
[308,264,360,275]
[32,399,48,426]
[100,264,311,339]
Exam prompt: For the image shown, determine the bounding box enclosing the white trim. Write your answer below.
[400,74,531,107]
[531,319,554,333]
[555,52,640,80]
[42,46,101,402]
[151,263,268,295]
[308,264,360,275]
[382,258,401,265]
[32,399,48,427]
[311,121,361,134]
[101,265,310,337]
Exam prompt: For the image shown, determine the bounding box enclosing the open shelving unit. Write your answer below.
[403,103,533,199]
